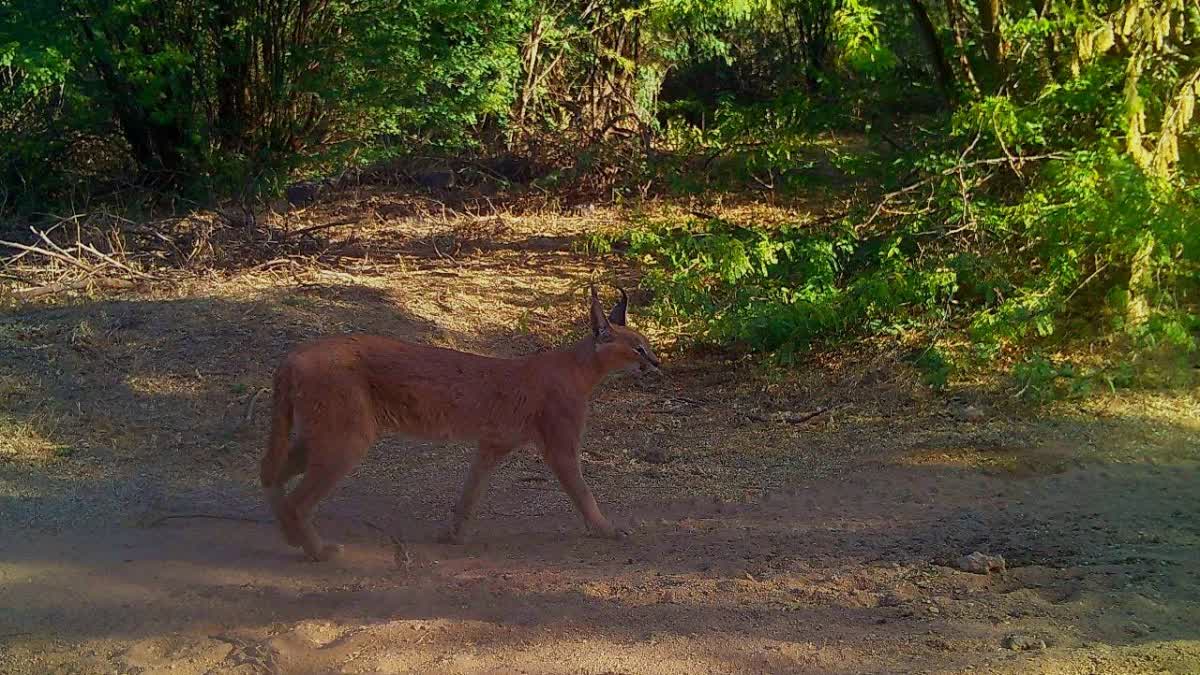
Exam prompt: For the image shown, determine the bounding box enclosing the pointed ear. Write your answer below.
[608,286,628,326]
[589,284,613,341]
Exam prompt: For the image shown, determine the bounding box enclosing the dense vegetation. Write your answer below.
[3,0,1198,392]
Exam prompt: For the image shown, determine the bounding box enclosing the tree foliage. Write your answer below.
[2,0,1197,386]
[608,0,1199,381]
[1,0,528,204]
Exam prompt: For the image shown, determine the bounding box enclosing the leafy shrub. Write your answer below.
[1,0,529,210]
[620,214,959,357]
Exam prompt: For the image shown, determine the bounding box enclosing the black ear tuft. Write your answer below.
[608,286,628,326]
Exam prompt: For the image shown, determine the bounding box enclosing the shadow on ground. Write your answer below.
[1,281,1199,674]
[1,459,1198,673]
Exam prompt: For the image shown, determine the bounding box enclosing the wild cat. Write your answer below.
[260,286,661,560]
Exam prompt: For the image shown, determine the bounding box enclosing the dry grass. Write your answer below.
[0,208,1195,468]
[2,184,1198,476]
[0,413,68,462]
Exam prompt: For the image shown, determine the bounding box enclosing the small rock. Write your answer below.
[957,552,1006,574]
[413,170,456,190]
[634,446,675,464]
[879,592,905,607]
[954,405,987,423]
[1123,621,1152,637]
[329,243,367,258]
[285,181,324,206]
[926,637,952,651]
[1003,634,1046,651]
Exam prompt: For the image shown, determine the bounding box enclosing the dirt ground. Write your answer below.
[1,193,1199,674]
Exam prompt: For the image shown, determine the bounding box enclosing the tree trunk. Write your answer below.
[1123,54,1154,328]
[1126,235,1155,327]
[944,0,981,96]
[516,14,545,129]
[213,0,247,152]
[907,0,957,106]
[977,0,1005,89]
[1030,0,1063,82]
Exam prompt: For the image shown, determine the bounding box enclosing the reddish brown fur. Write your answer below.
[261,287,661,561]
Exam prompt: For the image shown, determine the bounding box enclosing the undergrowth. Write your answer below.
[595,140,1200,399]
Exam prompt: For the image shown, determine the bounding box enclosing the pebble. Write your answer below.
[953,405,987,423]
[957,552,1006,574]
[1123,621,1152,637]
[926,637,952,651]
[1003,634,1046,651]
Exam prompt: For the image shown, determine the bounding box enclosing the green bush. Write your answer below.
[1,0,529,209]
[619,214,959,357]
[603,0,1200,395]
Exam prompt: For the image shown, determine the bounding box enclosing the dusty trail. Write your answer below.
[1,196,1198,674]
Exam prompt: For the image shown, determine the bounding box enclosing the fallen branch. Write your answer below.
[244,387,269,426]
[746,404,845,425]
[861,152,1071,229]
[11,277,135,300]
[360,519,393,537]
[0,239,97,275]
[254,257,295,271]
[145,513,265,527]
[0,270,34,283]
[285,217,358,239]
[73,239,155,280]
[4,220,67,266]
[3,226,156,288]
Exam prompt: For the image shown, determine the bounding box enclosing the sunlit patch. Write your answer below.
[897,446,1075,477]
[124,373,205,397]
[0,412,69,462]
[1070,393,1200,434]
